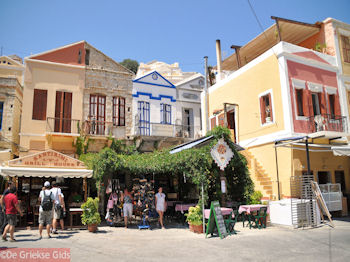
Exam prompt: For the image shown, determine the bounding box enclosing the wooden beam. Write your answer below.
[274,18,282,42]
[83,177,87,201]
[271,16,321,28]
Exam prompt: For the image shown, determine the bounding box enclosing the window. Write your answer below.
[138,101,150,136]
[113,97,125,126]
[328,94,335,118]
[85,49,90,65]
[0,102,3,130]
[89,94,106,135]
[259,93,273,124]
[54,91,72,133]
[311,93,321,116]
[341,35,350,63]
[160,103,171,124]
[295,89,304,116]
[78,49,82,64]
[32,89,47,120]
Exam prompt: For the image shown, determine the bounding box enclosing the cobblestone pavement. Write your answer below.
[1,219,350,262]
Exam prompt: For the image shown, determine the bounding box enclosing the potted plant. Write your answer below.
[81,197,101,233]
[185,205,203,234]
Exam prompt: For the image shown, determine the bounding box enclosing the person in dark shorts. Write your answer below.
[38,181,55,239]
[2,186,23,242]
[0,181,13,234]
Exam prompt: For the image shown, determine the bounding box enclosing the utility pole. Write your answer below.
[201,56,209,135]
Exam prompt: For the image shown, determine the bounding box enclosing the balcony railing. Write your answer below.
[308,114,347,133]
[46,117,80,134]
[135,123,201,138]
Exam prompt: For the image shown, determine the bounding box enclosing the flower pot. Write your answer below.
[189,223,203,234]
[88,224,98,233]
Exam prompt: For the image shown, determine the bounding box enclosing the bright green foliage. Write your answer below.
[81,197,101,225]
[80,126,254,206]
[248,191,263,204]
[185,205,203,226]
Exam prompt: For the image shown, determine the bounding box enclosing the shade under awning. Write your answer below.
[0,166,93,178]
[331,146,350,156]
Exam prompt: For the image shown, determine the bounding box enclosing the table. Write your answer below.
[175,203,196,214]
[238,204,269,214]
[69,208,83,229]
[204,207,233,219]
[167,200,183,207]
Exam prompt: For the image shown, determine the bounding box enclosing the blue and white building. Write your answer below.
[132,71,177,137]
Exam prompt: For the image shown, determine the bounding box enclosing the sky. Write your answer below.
[1,0,349,74]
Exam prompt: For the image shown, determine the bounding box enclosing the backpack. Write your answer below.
[41,191,53,211]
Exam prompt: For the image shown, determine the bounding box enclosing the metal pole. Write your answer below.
[203,56,209,133]
[202,181,205,234]
[305,137,311,176]
[274,144,281,200]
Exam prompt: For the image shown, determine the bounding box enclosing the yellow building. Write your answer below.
[20,41,134,157]
[206,17,350,207]
[0,55,24,162]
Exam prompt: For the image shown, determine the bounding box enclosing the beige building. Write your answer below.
[0,55,24,162]
[20,41,134,157]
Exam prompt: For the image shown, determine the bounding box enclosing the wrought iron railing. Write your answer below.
[307,114,347,133]
[46,117,80,134]
[82,120,114,136]
[135,123,201,138]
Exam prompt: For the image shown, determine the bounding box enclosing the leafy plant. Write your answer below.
[185,205,203,226]
[315,42,327,53]
[249,191,263,204]
[81,197,101,225]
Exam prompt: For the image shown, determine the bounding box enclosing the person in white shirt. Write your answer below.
[38,181,55,239]
[155,187,166,229]
[50,181,63,234]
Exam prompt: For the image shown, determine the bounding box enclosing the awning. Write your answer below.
[170,135,244,154]
[331,146,350,156]
[0,166,93,178]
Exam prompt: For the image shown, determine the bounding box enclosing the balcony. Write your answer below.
[135,123,200,138]
[46,117,80,135]
[308,114,347,134]
[82,120,125,138]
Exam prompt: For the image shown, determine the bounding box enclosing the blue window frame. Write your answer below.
[138,101,150,136]
[160,103,171,124]
[0,102,3,130]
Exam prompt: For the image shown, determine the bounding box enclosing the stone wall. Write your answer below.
[0,77,23,157]
[84,45,134,139]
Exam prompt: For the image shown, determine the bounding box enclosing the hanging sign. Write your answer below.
[210,138,234,171]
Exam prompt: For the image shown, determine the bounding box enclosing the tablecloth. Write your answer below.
[204,207,233,219]
[175,203,196,213]
[238,204,269,214]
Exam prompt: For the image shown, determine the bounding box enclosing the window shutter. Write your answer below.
[210,117,217,130]
[319,92,327,115]
[259,96,266,124]
[63,92,72,132]
[302,89,309,117]
[32,89,47,120]
[334,92,341,116]
[268,93,273,122]
[218,113,225,127]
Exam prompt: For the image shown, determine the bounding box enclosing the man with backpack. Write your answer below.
[38,181,55,239]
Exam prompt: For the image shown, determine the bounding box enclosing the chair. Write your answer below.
[224,210,238,235]
[242,211,252,228]
[250,207,268,229]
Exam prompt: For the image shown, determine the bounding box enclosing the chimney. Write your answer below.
[216,39,222,81]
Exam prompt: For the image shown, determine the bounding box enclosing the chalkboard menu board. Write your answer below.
[206,201,228,239]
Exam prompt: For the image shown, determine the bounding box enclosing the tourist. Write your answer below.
[121,188,133,228]
[0,181,13,234]
[59,192,66,230]
[50,181,63,234]
[155,187,166,229]
[38,181,55,239]
[2,186,23,242]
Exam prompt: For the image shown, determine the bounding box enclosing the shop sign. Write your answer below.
[210,138,234,171]
[8,150,85,169]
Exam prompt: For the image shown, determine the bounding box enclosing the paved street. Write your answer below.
[1,219,350,262]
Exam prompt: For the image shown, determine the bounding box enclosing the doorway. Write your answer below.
[335,170,346,193]
[317,171,331,184]
[182,108,193,138]
[54,91,72,133]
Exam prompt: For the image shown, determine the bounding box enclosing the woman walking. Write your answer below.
[155,187,166,229]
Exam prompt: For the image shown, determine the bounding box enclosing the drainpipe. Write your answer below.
[216,40,222,81]
[201,56,210,135]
